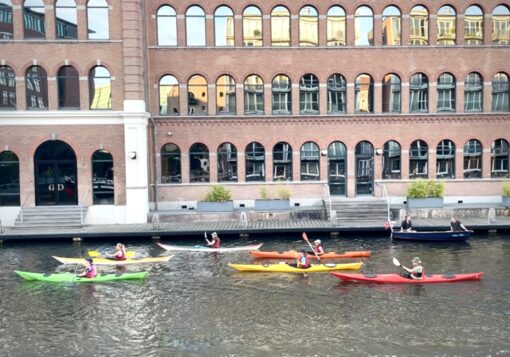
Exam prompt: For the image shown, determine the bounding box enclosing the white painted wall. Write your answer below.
[85,205,127,225]
[0,207,21,227]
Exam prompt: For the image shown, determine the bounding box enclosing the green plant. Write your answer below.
[276,185,292,200]
[502,182,510,197]
[407,179,444,198]
[204,185,232,202]
[259,186,269,200]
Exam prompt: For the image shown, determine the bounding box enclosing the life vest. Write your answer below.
[297,254,310,268]
[315,244,324,255]
[114,250,126,260]
[411,266,424,279]
[212,237,221,249]
[85,264,97,278]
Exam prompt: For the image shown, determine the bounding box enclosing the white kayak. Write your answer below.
[157,242,263,252]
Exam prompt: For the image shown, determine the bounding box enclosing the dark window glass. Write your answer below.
[0,65,16,109]
[89,66,111,110]
[409,140,428,179]
[273,142,292,181]
[246,142,265,181]
[382,74,401,113]
[492,72,510,112]
[0,0,14,39]
[436,140,455,178]
[355,141,374,195]
[57,66,80,109]
[25,65,48,110]
[55,0,77,40]
[190,143,209,182]
[161,143,181,183]
[92,149,113,204]
[383,140,401,179]
[463,139,482,178]
[491,139,509,178]
[87,0,109,40]
[464,72,483,112]
[328,141,347,195]
[437,73,455,112]
[327,74,346,113]
[409,73,428,112]
[244,75,264,114]
[24,0,46,39]
[300,142,320,181]
[217,143,237,182]
[272,75,291,115]
[300,74,319,114]
[0,150,20,206]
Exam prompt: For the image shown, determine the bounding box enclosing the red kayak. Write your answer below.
[331,272,484,284]
[250,250,371,259]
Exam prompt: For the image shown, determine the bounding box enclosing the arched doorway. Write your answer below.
[34,140,78,205]
[355,141,374,195]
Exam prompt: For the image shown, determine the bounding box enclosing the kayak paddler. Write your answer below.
[76,257,97,278]
[205,232,221,249]
[288,250,311,269]
[401,257,424,280]
[312,239,324,256]
[105,243,127,260]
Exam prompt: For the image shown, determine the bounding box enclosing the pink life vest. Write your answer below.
[85,264,97,278]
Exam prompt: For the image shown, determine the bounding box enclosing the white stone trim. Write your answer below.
[0,111,149,126]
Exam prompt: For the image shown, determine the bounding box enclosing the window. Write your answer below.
[161,143,181,183]
[186,6,205,46]
[328,141,347,195]
[436,140,455,179]
[409,140,428,179]
[273,142,292,181]
[55,0,77,40]
[409,73,428,112]
[57,65,80,109]
[492,72,510,112]
[24,0,45,39]
[437,73,455,112]
[0,151,20,206]
[25,65,48,110]
[355,141,374,195]
[355,74,373,113]
[492,5,510,45]
[88,66,111,110]
[272,75,291,115]
[244,75,264,114]
[437,5,456,45]
[409,5,428,45]
[271,6,290,46]
[0,0,14,39]
[382,140,401,179]
[491,139,509,178]
[159,75,179,115]
[87,0,109,40]
[188,75,207,115]
[327,74,346,113]
[463,139,482,178]
[327,6,346,46]
[0,65,16,109]
[299,5,318,46]
[465,5,483,45]
[92,149,113,204]
[355,6,373,46]
[464,72,483,112]
[246,142,265,182]
[217,143,237,182]
[190,143,209,182]
[157,5,177,46]
[300,142,320,181]
[300,74,319,114]
[382,74,401,113]
[216,75,236,115]
[382,6,401,46]
[243,6,262,47]
[214,6,234,47]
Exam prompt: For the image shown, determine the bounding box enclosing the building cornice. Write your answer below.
[0,111,150,125]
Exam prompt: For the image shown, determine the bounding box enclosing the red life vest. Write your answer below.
[114,250,126,260]
[212,237,221,249]
[315,244,324,255]
[297,254,310,268]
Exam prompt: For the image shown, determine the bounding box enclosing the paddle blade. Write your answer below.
[302,232,309,241]
[392,257,401,267]
[88,251,101,257]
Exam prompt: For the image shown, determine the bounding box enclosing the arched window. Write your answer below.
[243,6,262,47]
[464,72,483,112]
[355,141,374,194]
[354,6,373,46]
[409,5,428,45]
[464,139,482,178]
[273,142,292,181]
[57,66,79,109]
[328,141,347,195]
[436,140,455,179]
[492,5,510,45]
[0,151,20,206]
[190,143,209,182]
[272,75,291,115]
[0,0,14,39]
[245,142,265,182]
[355,74,373,113]
[382,74,401,113]
[327,6,346,46]
[25,65,48,110]
[409,73,428,112]
[216,75,236,115]
[217,143,237,182]
[491,139,509,178]
[300,74,319,114]
[271,6,290,46]
[214,6,234,47]
[24,0,45,39]
[55,0,77,40]
[87,0,109,40]
[157,5,177,46]
[409,140,428,179]
[382,140,401,179]
[492,72,510,112]
[0,65,16,109]
[186,6,205,46]
[161,143,181,183]
[300,141,320,181]
[382,6,401,45]
[327,74,346,113]
[437,73,455,112]
[437,5,456,45]
[92,149,114,204]
[299,5,318,46]
[159,75,179,115]
[188,75,207,115]
[465,5,483,45]
[89,66,111,110]
[244,75,264,114]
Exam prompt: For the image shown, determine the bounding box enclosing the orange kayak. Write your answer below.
[249,250,371,259]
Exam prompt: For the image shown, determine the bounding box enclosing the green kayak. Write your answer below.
[14,270,148,283]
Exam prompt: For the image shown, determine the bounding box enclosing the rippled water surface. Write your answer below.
[1,232,510,356]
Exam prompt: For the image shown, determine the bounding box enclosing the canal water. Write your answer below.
[1,232,509,356]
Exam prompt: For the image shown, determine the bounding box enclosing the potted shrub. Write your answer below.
[502,182,510,207]
[255,185,291,211]
[197,185,234,212]
[406,179,445,208]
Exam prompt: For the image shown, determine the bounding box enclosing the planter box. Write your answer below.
[255,199,290,211]
[503,196,510,207]
[196,201,234,212]
[406,197,444,208]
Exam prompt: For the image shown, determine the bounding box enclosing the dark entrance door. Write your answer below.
[35,140,78,206]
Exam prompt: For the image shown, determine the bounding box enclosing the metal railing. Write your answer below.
[79,188,89,225]
[323,184,333,223]
[0,217,4,234]
[20,191,33,225]
[376,181,393,229]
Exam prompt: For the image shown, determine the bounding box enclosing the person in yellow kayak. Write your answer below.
[205,232,221,249]
[401,257,424,280]
[76,257,97,278]
[289,250,311,269]
[106,243,127,260]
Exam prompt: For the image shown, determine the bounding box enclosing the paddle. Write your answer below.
[392,257,407,273]
[88,250,136,258]
[302,232,321,262]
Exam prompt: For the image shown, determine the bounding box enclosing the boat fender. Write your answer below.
[442,273,456,279]
[324,263,336,268]
[363,273,378,278]
[263,263,271,267]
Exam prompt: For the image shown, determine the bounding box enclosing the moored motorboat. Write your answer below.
[391,230,473,242]
[228,262,363,273]
[15,270,148,283]
[157,242,263,252]
[249,250,371,259]
[331,272,484,284]
[52,255,173,266]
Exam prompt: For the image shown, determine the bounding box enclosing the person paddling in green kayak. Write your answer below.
[76,257,97,278]
[205,232,221,249]
[401,257,424,280]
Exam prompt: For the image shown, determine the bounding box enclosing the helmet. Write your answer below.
[412,257,422,264]
[314,239,321,244]
[212,232,218,238]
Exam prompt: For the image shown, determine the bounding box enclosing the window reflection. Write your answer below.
[246,142,265,182]
[437,73,455,112]
[492,5,510,45]
[409,5,428,45]
[382,140,401,179]
[214,6,234,46]
[465,5,483,45]
[437,5,456,45]
[55,0,77,40]
[328,141,347,195]
[0,151,20,206]
[409,73,428,112]
[188,75,207,115]
[272,75,291,115]
[25,65,48,110]
[24,0,46,39]
[463,139,482,178]
[382,74,401,113]
[157,5,177,46]
[244,75,264,114]
[190,143,209,182]
[159,75,179,115]
[492,72,510,112]
[57,65,80,109]
[491,139,509,178]
[0,65,16,109]
[186,6,205,46]
[300,74,319,114]
[354,6,373,46]
[243,6,262,47]
[409,140,428,179]
[327,74,346,113]
[301,141,320,181]
[87,0,109,40]
[161,143,181,183]
[299,6,318,46]
[0,0,14,39]
[271,6,290,47]
[436,140,455,179]
[355,74,373,113]
[327,6,346,46]
[216,75,236,114]
[273,142,292,181]
[217,143,237,182]
[382,6,401,45]
[92,149,114,204]
[89,65,111,110]
[464,72,483,112]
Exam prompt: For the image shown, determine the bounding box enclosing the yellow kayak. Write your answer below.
[52,255,173,266]
[228,262,363,273]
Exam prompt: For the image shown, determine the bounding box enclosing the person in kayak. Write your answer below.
[401,257,424,279]
[450,216,469,231]
[311,239,325,256]
[77,257,97,278]
[288,250,311,269]
[205,232,221,248]
[106,243,127,260]
[400,215,414,232]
